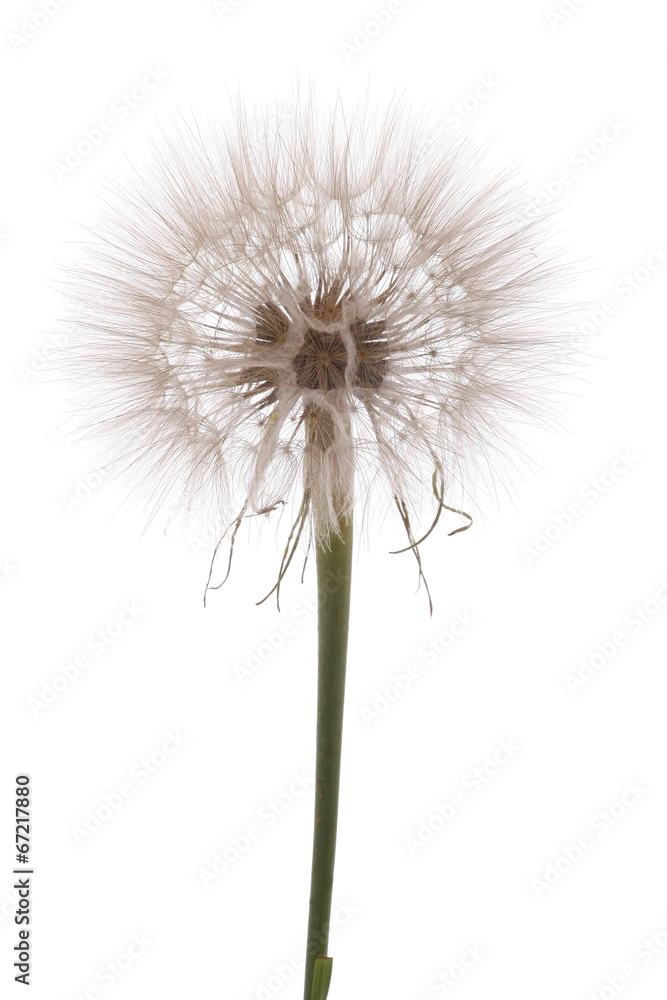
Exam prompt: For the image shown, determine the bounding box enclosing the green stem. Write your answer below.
[303,512,353,1000]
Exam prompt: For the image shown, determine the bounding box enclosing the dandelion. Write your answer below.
[58,94,577,1000]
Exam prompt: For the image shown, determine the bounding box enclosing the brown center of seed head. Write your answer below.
[293,328,348,390]
[292,320,389,392]
[291,281,389,392]
[232,286,390,436]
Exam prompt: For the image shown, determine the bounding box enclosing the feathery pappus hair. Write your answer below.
[58,94,577,601]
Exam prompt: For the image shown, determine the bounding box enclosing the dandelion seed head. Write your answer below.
[58,94,579,555]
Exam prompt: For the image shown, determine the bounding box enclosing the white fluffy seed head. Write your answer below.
[58,94,579,555]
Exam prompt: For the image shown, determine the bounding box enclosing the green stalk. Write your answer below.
[303,511,353,1000]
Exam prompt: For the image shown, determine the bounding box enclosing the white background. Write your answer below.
[2,1,667,999]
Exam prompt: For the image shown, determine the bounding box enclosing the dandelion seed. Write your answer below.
[59,96,575,563]
[57,93,580,1000]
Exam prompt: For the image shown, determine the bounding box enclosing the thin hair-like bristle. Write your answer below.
[56,92,581,581]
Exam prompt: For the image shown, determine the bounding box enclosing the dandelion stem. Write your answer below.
[303,511,353,1000]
